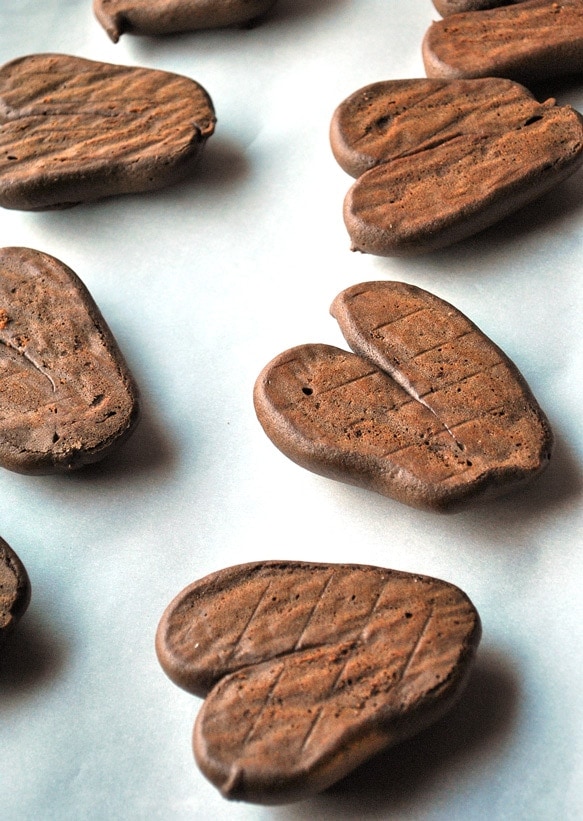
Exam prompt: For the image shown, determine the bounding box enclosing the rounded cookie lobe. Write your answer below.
[156,560,481,804]
[0,53,216,210]
[331,77,583,255]
[330,281,552,491]
[423,0,583,83]
[330,77,552,179]
[254,342,471,510]
[0,247,140,473]
[253,282,552,511]
[94,0,277,42]
[0,538,31,644]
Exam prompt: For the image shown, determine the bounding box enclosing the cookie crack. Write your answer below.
[382,364,464,451]
[0,336,56,392]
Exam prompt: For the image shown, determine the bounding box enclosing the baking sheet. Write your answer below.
[1,1,582,818]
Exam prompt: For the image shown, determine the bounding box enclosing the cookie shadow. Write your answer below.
[26,136,249,221]
[465,426,583,533]
[154,136,251,203]
[124,0,350,65]
[0,612,67,705]
[306,646,518,816]
[269,0,351,24]
[531,74,583,107]
[415,164,583,265]
[482,165,583,245]
[333,426,581,538]
[72,391,179,483]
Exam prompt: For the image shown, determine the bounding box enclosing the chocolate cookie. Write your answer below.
[0,54,216,210]
[253,281,552,512]
[94,0,277,42]
[423,0,583,83]
[156,560,481,804]
[330,77,583,254]
[433,0,526,16]
[0,247,140,473]
[0,538,31,645]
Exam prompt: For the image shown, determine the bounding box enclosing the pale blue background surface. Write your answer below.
[0,1,582,818]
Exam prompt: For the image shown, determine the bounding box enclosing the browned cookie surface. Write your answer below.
[156,560,481,803]
[330,77,583,254]
[423,0,583,83]
[94,0,277,42]
[254,282,552,511]
[0,538,31,643]
[0,247,140,473]
[433,0,527,16]
[0,54,216,210]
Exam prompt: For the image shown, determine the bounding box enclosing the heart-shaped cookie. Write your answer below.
[94,0,277,42]
[253,281,552,511]
[0,537,30,645]
[0,54,215,210]
[423,0,583,83]
[0,247,140,473]
[330,77,583,254]
[156,560,481,804]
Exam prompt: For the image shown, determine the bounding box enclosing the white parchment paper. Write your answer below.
[0,2,582,818]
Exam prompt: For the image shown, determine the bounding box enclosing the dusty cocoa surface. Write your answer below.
[0,247,140,473]
[253,281,552,511]
[330,77,583,254]
[423,0,583,83]
[156,560,481,803]
[94,0,277,42]
[0,537,31,643]
[0,53,216,210]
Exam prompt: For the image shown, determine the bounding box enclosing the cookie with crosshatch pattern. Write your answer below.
[254,281,552,511]
[156,560,481,804]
